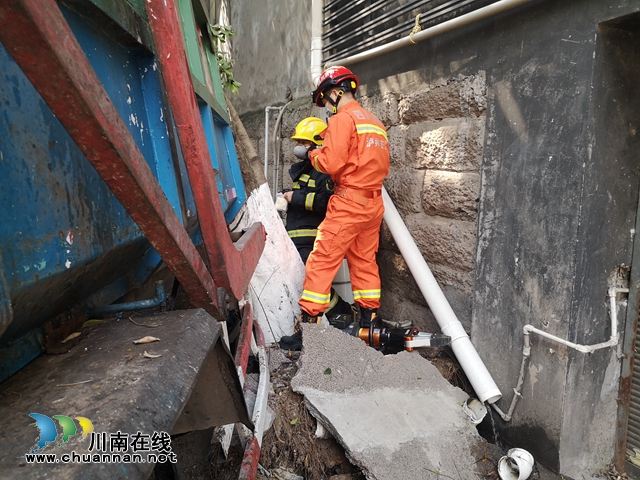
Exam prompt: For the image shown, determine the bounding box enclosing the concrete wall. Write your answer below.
[228,0,312,113]
[230,0,640,476]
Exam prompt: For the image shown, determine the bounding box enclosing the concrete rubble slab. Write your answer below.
[291,323,499,480]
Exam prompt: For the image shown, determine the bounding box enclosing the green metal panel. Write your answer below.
[205,41,228,113]
[177,0,206,86]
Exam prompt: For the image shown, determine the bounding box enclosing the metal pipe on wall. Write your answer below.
[263,106,282,179]
[271,102,291,201]
[323,0,534,68]
[311,0,324,85]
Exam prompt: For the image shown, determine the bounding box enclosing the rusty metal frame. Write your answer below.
[144,0,266,301]
[0,0,223,316]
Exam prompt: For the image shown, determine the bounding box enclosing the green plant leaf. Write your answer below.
[290,418,298,425]
[324,368,332,375]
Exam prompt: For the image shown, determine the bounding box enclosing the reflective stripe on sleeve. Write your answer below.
[312,154,325,173]
[355,123,388,140]
[288,229,318,239]
[305,192,316,211]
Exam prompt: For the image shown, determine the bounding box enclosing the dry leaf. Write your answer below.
[133,336,160,344]
[143,351,162,359]
[82,319,104,328]
[61,332,81,344]
[124,354,133,362]
[91,385,101,390]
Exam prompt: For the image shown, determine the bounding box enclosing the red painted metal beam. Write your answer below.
[234,303,254,380]
[0,0,222,317]
[238,436,260,480]
[144,0,266,301]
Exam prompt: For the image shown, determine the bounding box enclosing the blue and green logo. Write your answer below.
[29,413,93,453]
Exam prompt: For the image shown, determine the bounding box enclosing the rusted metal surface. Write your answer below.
[235,303,255,380]
[144,0,266,301]
[615,286,640,472]
[0,0,222,318]
[238,437,260,480]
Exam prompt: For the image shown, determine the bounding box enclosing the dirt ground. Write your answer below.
[257,348,366,480]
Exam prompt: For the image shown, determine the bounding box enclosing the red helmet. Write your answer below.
[311,66,359,107]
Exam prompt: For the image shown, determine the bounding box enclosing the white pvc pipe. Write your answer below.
[382,187,502,404]
[310,0,323,86]
[325,0,534,68]
[492,286,626,422]
[522,287,626,354]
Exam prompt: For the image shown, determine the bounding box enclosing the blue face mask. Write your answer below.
[293,145,309,160]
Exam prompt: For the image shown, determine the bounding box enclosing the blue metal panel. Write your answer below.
[199,101,228,213]
[0,4,198,349]
[138,56,183,222]
[0,0,250,379]
[198,101,248,223]
[0,42,141,298]
[220,123,247,222]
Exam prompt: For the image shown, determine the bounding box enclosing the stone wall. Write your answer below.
[239,73,487,333]
[377,73,486,332]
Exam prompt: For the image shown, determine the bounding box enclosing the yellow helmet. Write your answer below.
[291,117,327,145]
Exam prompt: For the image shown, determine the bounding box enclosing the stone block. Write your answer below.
[399,82,463,123]
[423,171,480,220]
[378,234,474,331]
[379,221,397,252]
[379,291,439,333]
[387,125,406,166]
[398,74,486,124]
[377,249,427,307]
[405,213,477,272]
[384,168,425,215]
[359,92,400,126]
[406,117,484,172]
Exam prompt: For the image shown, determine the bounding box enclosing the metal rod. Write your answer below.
[323,0,471,55]
[326,0,535,67]
[88,282,166,317]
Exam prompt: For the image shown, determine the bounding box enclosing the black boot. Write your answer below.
[360,308,379,329]
[277,311,321,351]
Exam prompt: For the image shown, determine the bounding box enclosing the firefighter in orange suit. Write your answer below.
[278,66,390,351]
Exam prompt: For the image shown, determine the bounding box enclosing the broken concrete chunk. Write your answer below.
[292,323,498,479]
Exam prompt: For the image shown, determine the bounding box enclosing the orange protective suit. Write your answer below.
[299,100,390,316]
